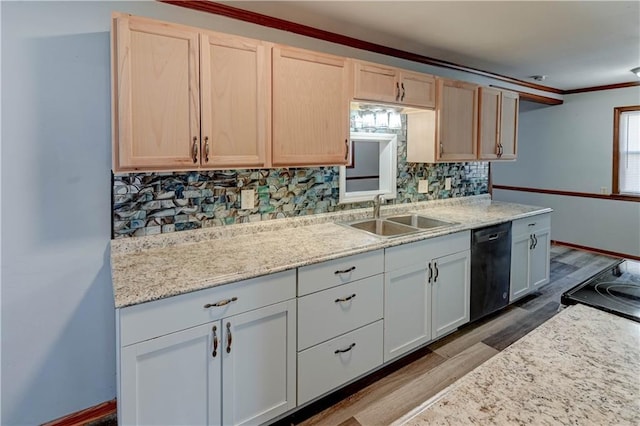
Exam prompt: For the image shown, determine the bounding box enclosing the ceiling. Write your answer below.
[219,1,640,92]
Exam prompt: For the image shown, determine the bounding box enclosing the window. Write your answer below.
[339,132,397,204]
[613,106,640,196]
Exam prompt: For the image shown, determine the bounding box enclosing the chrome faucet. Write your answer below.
[373,194,385,219]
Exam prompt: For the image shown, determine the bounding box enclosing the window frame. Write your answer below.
[612,105,640,199]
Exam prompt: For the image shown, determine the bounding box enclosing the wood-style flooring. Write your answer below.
[280,244,621,426]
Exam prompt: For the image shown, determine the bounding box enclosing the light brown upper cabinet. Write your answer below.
[200,31,270,169]
[112,14,270,172]
[353,60,436,108]
[272,46,350,166]
[436,79,479,162]
[478,87,518,160]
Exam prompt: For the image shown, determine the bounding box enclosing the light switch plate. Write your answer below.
[418,180,428,193]
[241,189,255,210]
[445,177,452,190]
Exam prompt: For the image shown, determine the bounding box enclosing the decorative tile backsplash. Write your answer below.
[113,116,488,238]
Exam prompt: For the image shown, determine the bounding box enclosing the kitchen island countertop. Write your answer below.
[394,303,640,425]
[111,194,551,308]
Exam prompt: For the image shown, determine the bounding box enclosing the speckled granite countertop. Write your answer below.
[394,304,640,426]
[111,194,552,308]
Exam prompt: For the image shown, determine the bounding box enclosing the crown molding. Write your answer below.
[159,0,564,95]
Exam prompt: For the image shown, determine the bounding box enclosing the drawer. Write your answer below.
[298,274,383,351]
[297,320,383,405]
[298,250,384,296]
[385,231,469,271]
[512,213,551,236]
[119,269,296,346]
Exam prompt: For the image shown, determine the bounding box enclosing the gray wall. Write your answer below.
[492,87,640,257]
[0,0,575,423]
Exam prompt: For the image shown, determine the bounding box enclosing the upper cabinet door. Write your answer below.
[398,70,435,108]
[478,87,501,160]
[436,79,478,162]
[353,61,399,104]
[499,90,519,160]
[272,46,350,166]
[352,61,435,108]
[478,88,518,161]
[200,32,270,169]
[113,14,200,171]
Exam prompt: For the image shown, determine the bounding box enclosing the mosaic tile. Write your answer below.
[112,115,489,239]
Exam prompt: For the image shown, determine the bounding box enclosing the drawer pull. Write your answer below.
[226,322,232,354]
[528,223,536,227]
[211,325,218,358]
[335,293,356,303]
[334,266,356,275]
[204,297,238,309]
[334,342,356,354]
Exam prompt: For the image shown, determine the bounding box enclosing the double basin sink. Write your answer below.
[344,214,456,238]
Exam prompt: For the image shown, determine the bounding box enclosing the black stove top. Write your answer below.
[561,259,640,323]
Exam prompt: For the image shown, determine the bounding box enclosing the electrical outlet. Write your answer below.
[418,180,429,193]
[241,189,255,210]
[600,187,608,195]
[445,177,452,190]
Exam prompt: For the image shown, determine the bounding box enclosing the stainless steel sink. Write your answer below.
[386,214,456,229]
[346,219,421,237]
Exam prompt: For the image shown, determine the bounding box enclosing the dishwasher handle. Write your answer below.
[475,230,509,243]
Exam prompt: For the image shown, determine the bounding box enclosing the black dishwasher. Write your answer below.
[470,222,512,322]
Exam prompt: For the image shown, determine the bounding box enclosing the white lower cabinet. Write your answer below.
[221,300,297,426]
[384,231,470,362]
[384,262,432,362]
[120,322,220,426]
[510,214,551,302]
[117,271,297,426]
[431,250,471,339]
[297,320,383,404]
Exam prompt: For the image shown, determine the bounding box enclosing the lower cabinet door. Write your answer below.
[222,299,297,426]
[297,320,383,404]
[383,263,431,362]
[530,229,551,289]
[510,233,531,302]
[431,250,470,339]
[120,322,221,426]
